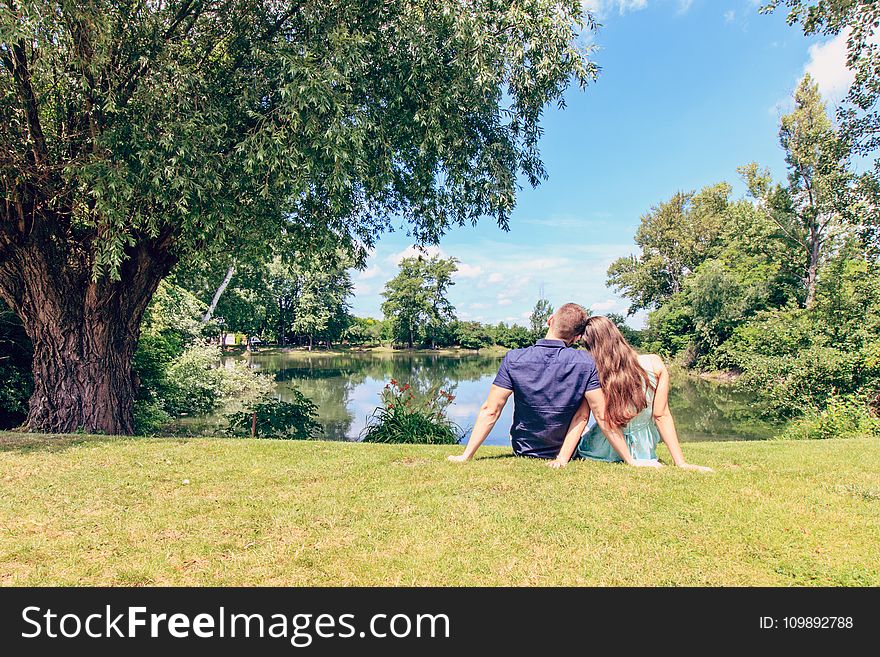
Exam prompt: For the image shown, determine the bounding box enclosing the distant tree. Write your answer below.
[343,317,384,347]
[529,298,554,341]
[424,257,459,349]
[381,256,458,348]
[493,322,533,349]
[454,321,495,350]
[607,183,731,313]
[740,75,853,307]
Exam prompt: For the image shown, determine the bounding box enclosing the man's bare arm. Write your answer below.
[548,397,591,468]
[448,385,512,462]
[584,388,642,466]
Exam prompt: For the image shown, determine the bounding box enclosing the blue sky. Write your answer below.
[349,0,856,327]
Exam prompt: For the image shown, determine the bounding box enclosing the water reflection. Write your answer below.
[223,350,782,444]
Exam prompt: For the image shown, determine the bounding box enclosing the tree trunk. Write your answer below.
[202,264,235,323]
[0,230,172,435]
[278,298,286,346]
[805,231,821,308]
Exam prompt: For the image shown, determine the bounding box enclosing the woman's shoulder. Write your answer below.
[637,353,666,373]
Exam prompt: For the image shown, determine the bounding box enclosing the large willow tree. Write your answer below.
[0,1,596,434]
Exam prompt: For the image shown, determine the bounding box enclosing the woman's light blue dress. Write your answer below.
[576,360,661,464]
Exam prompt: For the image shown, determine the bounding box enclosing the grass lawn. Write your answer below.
[1,432,878,586]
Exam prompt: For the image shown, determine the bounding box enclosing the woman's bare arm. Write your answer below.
[650,355,713,472]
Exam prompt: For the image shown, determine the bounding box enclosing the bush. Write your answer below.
[778,394,880,440]
[360,380,462,444]
[0,362,32,428]
[0,301,33,428]
[226,393,322,439]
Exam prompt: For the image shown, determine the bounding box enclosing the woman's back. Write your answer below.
[576,354,661,463]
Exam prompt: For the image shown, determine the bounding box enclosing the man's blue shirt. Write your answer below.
[493,339,601,459]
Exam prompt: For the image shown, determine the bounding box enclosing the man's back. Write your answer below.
[493,339,601,459]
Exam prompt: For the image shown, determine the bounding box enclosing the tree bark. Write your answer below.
[202,264,235,323]
[805,228,821,308]
[0,223,174,435]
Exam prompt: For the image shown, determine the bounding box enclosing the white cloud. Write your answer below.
[455,262,484,279]
[804,30,854,102]
[356,265,382,280]
[350,239,640,327]
[582,0,648,18]
[676,0,693,14]
[590,299,619,313]
[724,9,735,23]
[387,244,446,264]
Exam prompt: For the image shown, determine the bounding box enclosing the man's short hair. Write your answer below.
[553,303,589,342]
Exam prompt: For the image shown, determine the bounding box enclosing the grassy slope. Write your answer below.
[1,433,878,586]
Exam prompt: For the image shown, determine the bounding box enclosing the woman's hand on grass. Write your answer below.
[547,458,568,469]
[447,454,470,463]
[677,462,714,473]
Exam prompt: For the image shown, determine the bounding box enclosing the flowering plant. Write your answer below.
[362,380,462,444]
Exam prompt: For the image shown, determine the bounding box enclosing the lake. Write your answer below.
[217,350,783,444]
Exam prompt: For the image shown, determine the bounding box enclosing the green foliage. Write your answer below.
[361,381,461,445]
[719,254,880,418]
[163,343,274,417]
[1,1,597,279]
[779,394,880,441]
[0,301,32,428]
[607,183,732,313]
[492,322,534,349]
[454,321,495,350]
[641,295,696,362]
[740,75,852,307]
[226,394,322,440]
[344,317,386,347]
[762,1,880,192]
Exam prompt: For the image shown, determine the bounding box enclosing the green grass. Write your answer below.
[1,432,878,586]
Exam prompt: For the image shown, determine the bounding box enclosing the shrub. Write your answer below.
[226,393,322,439]
[0,362,31,428]
[778,394,880,440]
[0,301,33,428]
[154,342,274,419]
[360,380,462,444]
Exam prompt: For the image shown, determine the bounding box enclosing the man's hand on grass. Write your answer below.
[447,454,470,463]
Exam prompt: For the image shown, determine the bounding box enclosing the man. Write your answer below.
[447,302,648,466]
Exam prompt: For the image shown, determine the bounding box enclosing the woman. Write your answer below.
[549,316,712,471]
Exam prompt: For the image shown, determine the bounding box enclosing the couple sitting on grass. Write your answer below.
[448,303,713,471]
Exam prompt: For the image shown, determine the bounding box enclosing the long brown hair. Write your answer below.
[581,316,654,428]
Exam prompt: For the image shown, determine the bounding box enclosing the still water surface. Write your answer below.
[222,350,782,444]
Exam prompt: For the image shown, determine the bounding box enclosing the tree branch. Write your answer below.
[5,41,49,167]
